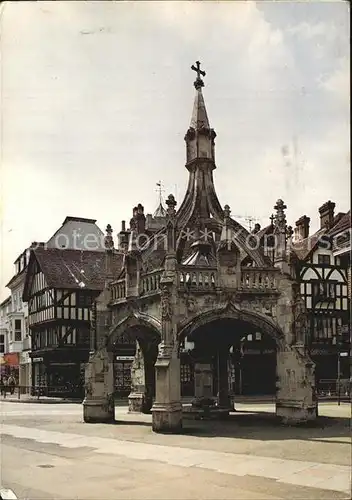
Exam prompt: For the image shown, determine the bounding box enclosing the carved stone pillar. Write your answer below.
[275,276,317,424]
[152,205,182,433]
[83,347,115,423]
[152,281,182,433]
[276,346,317,424]
[152,343,182,433]
[128,340,153,413]
[83,287,115,423]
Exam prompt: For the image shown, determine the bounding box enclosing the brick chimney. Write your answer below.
[319,201,335,230]
[294,216,310,241]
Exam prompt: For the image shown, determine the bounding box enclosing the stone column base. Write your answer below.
[151,402,183,433]
[128,392,153,414]
[276,401,317,425]
[83,398,115,423]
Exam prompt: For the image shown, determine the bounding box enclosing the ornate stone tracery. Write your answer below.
[83,62,317,431]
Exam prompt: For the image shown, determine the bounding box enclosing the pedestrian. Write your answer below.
[8,374,16,395]
[0,376,5,396]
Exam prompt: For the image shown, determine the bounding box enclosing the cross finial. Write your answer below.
[191,61,206,89]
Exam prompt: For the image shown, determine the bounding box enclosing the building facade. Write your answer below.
[23,244,122,398]
[5,249,31,389]
[14,216,107,397]
[292,204,350,391]
[0,297,12,376]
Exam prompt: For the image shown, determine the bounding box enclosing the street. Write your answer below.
[0,402,350,499]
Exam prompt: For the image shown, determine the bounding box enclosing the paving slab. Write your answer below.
[1,402,350,499]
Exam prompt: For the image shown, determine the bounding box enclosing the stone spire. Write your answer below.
[184,61,216,165]
[190,61,210,129]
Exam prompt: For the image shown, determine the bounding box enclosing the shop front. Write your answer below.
[19,351,32,391]
[1,353,19,382]
[31,348,89,399]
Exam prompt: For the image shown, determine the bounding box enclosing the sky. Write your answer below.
[0,1,350,301]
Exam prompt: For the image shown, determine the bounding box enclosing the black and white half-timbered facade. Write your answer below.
[292,202,350,385]
[23,245,122,397]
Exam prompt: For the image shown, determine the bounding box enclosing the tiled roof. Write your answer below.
[292,227,327,260]
[23,248,123,299]
[5,267,27,289]
[0,296,11,308]
[292,212,350,260]
[328,211,351,236]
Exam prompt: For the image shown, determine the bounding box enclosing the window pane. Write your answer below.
[318,255,331,265]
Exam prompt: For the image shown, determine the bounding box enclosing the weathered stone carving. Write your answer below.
[184,294,196,312]
[293,286,308,345]
[160,285,172,320]
[158,341,173,358]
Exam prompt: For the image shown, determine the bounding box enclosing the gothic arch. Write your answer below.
[177,303,286,351]
[107,311,161,349]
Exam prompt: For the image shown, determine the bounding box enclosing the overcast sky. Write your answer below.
[0,1,350,300]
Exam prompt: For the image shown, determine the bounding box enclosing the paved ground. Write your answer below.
[0,402,350,499]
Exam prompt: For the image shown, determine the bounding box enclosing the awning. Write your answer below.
[3,353,19,367]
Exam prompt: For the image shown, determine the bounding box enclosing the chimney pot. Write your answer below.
[318,201,335,229]
[295,215,310,241]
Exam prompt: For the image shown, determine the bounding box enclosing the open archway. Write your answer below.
[177,306,286,407]
[107,313,160,413]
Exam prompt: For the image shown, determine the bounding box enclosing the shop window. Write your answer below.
[114,361,132,392]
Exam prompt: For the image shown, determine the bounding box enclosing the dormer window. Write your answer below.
[318,255,331,265]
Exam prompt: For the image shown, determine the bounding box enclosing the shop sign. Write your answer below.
[32,357,44,363]
[20,352,31,364]
[116,356,134,361]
